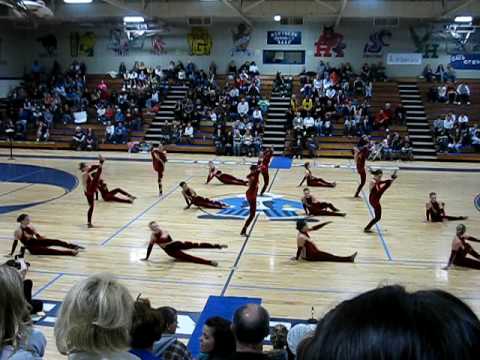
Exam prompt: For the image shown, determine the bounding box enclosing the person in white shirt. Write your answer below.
[252,107,263,125]
[237,98,249,117]
[323,78,333,90]
[313,75,323,96]
[229,87,239,99]
[456,83,471,105]
[303,113,315,135]
[183,122,194,144]
[443,116,454,132]
[209,110,218,123]
[293,113,304,134]
[457,113,469,128]
[326,87,336,100]
[437,85,447,102]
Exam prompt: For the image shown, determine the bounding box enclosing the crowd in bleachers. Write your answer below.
[2,266,480,360]
[432,112,480,153]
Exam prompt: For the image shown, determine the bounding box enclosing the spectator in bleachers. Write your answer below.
[181,123,194,144]
[0,265,47,360]
[114,122,129,144]
[437,83,448,103]
[303,112,315,136]
[443,113,455,134]
[400,135,414,160]
[198,317,236,360]
[154,307,192,360]
[85,128,97,151]
[233,128,243,156]
[445,64,457,82]
[422,64,435,82]
[105,122,115,144]
[72,126,86,150]
[230,304,270,360]
[458,112,469,129]
[447,82,457,104]
[435,64,446,82]
[456,82,471,105]
[242,129,254,156]
[237,98,249,118]
[54,273,138,359]
[297,285,480,360]
[471,127,480,152]
[35,120,49,142]
[436,130,450,153]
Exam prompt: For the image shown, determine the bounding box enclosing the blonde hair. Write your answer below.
[54,273,134,355]
[0,265,32,348]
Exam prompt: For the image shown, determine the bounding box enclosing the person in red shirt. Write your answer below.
[364,169,397,233]
[98,179,136,204]
[444,224,480,270]
[291,220,357,263]
[151,144,167,196]
[299,162,336,188]
[180,182,227,209]
[259,147,274,196]
[353,135,370,198]
[240,165,261,236]
[142,221,227,266]
[79,155,104,228]
[206,161,247,186]
[301,188,345,217]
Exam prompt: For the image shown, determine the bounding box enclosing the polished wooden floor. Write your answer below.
[1,149,480,359]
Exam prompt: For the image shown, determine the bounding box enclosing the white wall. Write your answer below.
[12,19,480,78]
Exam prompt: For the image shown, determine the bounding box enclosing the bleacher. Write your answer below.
[418,79,480,162]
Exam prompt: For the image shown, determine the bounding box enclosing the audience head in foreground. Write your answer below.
[232,304,270,355]
[297,285,480,360]
[54,273,138,359]
[200,316,236,360]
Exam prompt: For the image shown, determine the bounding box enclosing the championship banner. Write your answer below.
[267,31,301,45]
[386,53,422,65]
[450,54,480,70]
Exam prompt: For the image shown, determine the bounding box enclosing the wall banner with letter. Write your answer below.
[267,31,301,45]
[450,54,480,70]
[386,53,423,65]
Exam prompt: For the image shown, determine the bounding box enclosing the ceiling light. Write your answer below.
[274,15,281,22]
[63,0,93,3]
[454,16,473,23]
[123,16,145,23]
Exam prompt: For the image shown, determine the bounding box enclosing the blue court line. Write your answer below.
[32,273,64,298]
[100,175,193,246]
[0,183,35,198]
[220,168,280,297]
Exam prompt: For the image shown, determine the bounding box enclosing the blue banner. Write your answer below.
[267,31,302,45]
[450,54,480,70]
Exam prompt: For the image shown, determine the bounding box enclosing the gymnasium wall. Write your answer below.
[5,19,480,78]
[0,25,29,77]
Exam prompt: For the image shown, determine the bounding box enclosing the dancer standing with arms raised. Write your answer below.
[353,135,369,198]
[151,144,167,196]
[364,169,397,233]
[259,147,274,196]
[240,165,260,236]
[79,155,104,228]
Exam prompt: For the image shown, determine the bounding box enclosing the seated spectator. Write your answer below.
[436,130,450,153]
[233,128,243,156]
[114,122,129,144]
[0,265,47,359]
[129,298,165,360]
[446,82,457,104]
[302,96,313,113]
[443,113,455,134]
[154,307,192,360]
[374,109,390,130]
[303,113,315,135]
[297,285,480,360]
[287,323,316,359]
[198,317,236,360]
[435,64,446,82]
[72,126,86,150]
[400,135,414,161]
[54,273,138,359]
[36,120,49,142]
[237,98,249,118]
[427,85,438,103]
[445,64,456,82]
[458,112,469,129]
[85,128,97,151]
[306,135,318,158]
[437,84,448,102]
[344,118,354,137]
[456,82,471,105]
[471,127,480,152]
[105,122,115,143]
[182,122,194,144]
[422,64,434,82]
[242,129,254,156]
[231,304,270,360]
[252,107,263,126]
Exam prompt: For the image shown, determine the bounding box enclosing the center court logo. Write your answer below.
[198,193,305,221]
[475,194,480,212]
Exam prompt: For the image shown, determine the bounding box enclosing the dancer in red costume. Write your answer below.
[79,155,104,228]
[353,135,370,198]
[141,221,227,266]
[206,161,247,186]
[291,220,357,262]
[240,165,261,236]
[426,192,468,222]
[180,182,228,209]
[298,162,336,188]
[364,169,397,233]
[301,188,346,217]
[444,224,480,270]
[9,214,83,256]
[151,144,167,196]
[259,147,274,196]
[98,179,136,204]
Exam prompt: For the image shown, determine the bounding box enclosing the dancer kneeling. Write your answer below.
[141,221,227,266]
[301,188,346,217]
[292,220,357,263]
[9,214,83,256]
[180,182,227,209]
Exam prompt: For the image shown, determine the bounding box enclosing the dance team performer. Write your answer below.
[180,182,228,209]
[79,155,104,228]
[426,192,468,222]
[98,179,136,204]
[206,161,247,186]
[9,214,83,256]
[141,221,227,266]
[353,135,370,198]
[240,165,261,236]
[259,146,274,196]
[444,224,480,270]
[301,188,346,217]
[151,144,167,196]
[298,162,336,188]
[364,169,397,233]
[292,220,357,263]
